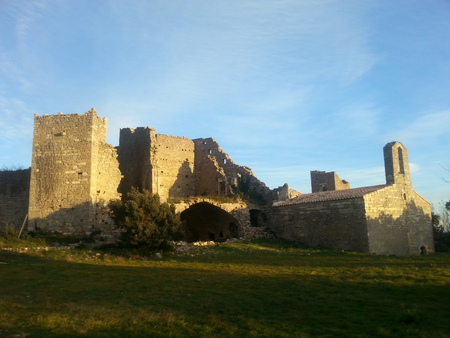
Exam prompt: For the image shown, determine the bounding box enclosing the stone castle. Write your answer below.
[0,109,434,255]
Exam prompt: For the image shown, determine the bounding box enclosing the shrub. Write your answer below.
[109,188,183,251]
[0,224,20,241]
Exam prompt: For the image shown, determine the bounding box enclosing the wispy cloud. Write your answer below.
[99,0,380,120]
[336,102,381,137]
[0,97,34,140]
[386,111,450,142]
[0,0,48,93]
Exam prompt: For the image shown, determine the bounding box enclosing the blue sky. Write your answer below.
[1,0,449,208]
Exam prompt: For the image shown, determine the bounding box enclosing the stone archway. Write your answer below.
[180,202,242,242]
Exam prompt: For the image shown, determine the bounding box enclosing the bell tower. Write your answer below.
[383,141,411,187]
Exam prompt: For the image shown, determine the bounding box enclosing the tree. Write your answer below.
[109,188,183,250]
[433,201,450,252]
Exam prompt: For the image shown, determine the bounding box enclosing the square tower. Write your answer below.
[28,109,121,235]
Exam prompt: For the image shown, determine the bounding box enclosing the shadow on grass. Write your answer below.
[0,249,449,337]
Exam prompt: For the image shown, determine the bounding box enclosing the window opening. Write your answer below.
[398,147,405,174]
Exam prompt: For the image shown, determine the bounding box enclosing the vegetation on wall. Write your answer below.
[108,188,183,251]
[234,175,266,205]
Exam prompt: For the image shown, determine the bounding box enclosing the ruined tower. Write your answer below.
[28,109,121,235]
[310,171,350,192]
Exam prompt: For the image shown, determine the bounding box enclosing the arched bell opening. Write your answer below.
[180,202,242,242]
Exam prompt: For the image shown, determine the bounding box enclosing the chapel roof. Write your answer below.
[273,184,390,206]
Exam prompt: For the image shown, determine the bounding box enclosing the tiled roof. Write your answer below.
[273,184,390,206]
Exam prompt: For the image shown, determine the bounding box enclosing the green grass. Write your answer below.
[0,239,449,337]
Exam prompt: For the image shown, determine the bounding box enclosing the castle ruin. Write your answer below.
[0,109,435,255]
[24,109,292,241]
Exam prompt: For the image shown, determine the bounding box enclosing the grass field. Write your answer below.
[0,239,449,337]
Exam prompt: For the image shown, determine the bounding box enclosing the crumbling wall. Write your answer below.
[118,132,281,204]
[0,169,30,230]
[310,171,350,192]
[272,183,301,201]
[193,138,273,204]
[28,110,120,236]
[92,142,123,234]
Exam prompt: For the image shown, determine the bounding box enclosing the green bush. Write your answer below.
[0,224,20,241]
[0,224,48,248]
[109,188,183,251]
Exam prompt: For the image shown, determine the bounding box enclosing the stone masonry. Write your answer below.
[28,110,122,236]
[310,170,350,192]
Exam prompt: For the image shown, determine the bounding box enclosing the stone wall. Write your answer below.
[152,134,195,199]
[0,169,30,230]
[92,139,123,235]
[28,110,121,236]
[118,129,196,200]
[118,127,153,195]
[310,171,350,192]
[117,133,276,204]
[364,186,434,255]
[270,198,369,252]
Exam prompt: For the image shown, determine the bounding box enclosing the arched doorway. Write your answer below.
[181,202,242,242]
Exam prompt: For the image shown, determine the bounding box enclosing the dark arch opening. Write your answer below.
[420,245,427,255]
[181,202,242,242]
[249,209,267,227]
